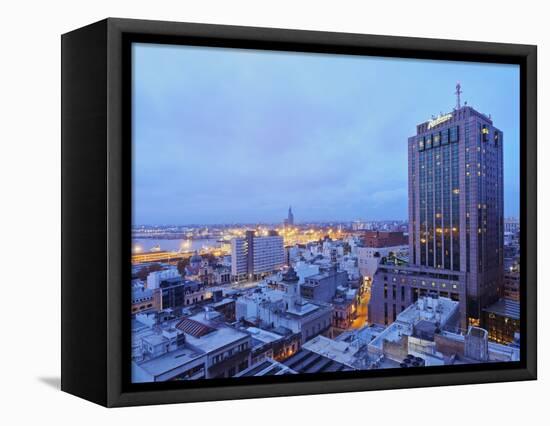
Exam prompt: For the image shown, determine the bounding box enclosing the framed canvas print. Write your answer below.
[61,18,537,407]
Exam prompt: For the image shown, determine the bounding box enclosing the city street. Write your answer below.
[351,291,370,329]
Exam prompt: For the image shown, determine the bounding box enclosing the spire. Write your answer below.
[455,82,462,109]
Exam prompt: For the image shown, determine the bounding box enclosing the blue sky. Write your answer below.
[132,43,520,225]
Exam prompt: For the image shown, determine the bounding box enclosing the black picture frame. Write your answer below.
[61,17,537,407]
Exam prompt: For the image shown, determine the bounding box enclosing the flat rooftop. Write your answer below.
[397,297,459,326]
[303,335,359,367]
[246,327,284,345]
[133,345,204,378]
[369,297,459,350]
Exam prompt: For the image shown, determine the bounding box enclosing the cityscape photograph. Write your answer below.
[130,43,521,383]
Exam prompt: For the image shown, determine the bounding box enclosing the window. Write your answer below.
[450,126,459,143]
[433,132,441,147]
[441,128,449,145]
[482,125,489,142]
[425,134,432,149]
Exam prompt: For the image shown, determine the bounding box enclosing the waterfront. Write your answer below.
[132,238,221,253]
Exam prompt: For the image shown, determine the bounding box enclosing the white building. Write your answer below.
[235,268,333,343]
[146,267,180,290]
[357,245,408,279]
[132,309,252,382]
[230,238,248,277]
[366,296,518,367]
[231,231,285,278]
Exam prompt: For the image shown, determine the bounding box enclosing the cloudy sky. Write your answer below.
[132,43,520,225]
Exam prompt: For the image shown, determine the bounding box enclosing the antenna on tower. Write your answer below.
[455,82,462,109]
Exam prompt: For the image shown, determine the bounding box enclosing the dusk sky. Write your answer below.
[132,43,520,225]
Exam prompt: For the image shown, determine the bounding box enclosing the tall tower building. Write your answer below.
[369,88,504,329]
[408,101,504,324]
[287,206,294,226]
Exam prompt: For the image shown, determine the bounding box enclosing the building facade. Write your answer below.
[481,298,520,344]
[131,286,161,314]
[357,244,408,280]
[300,267,348,303]
[362,231,407,248]
[370,100,504,329]
[231,230,285,279]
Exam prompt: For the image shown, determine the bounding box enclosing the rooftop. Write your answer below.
[303,335,360,368]
[132,345,204,379]
[283,348,354,374]
[236,358,295,377]
[483,298,520,320]
[246,327,284,345]
[369,297,459,350]
[180,312,249,353]
[176,318,216,337]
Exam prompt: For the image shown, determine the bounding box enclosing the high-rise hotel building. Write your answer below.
[369,98,504,330]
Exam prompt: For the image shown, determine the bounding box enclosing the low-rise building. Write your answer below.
[211,298,236,322]
[331,287,359,330]
[368,296,460,364]
[246,326,302,365]
[158,277,213,309]
[132,309,252,382]
[301,266,347,303]
[131,285,161,314]
[368,264,466,329]
[357,245,408,280]
[236,267,333,344]
[367,296,518,367]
